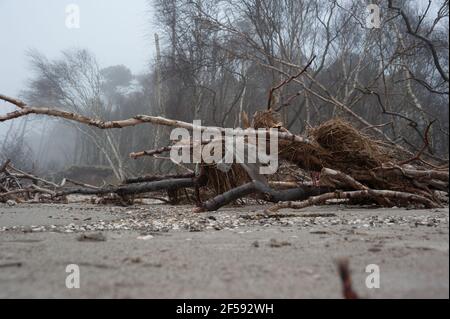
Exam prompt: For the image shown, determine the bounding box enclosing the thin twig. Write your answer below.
[267,56,316,110]
[399,121,435,166]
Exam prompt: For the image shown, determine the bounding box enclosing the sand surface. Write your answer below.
[0,202,448,298]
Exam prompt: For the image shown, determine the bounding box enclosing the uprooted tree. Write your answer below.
[0,89,448,212]
[2,0,447,212]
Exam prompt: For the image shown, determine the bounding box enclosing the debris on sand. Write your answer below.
[137,234,154,240]
[0,262,23,268]
[268,238,292,248]
[77,232,106,242]
[336,258,359,299]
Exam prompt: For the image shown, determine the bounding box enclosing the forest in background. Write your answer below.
[1,0,448,182]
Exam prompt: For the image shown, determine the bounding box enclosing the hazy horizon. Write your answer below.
[0,0,154,99]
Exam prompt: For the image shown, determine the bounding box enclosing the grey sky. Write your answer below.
[0,0,154,98]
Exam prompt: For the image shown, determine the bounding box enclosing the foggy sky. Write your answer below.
[0,0,154,137]
[0,0,153,97]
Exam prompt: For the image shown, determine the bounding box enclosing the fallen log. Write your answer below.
[196,180,332,212]
[54,177,206,198]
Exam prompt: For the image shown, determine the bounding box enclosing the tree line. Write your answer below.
[3,0,448,180]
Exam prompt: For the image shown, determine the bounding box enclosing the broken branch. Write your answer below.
[267,56,316,110]
[265,189,440,213]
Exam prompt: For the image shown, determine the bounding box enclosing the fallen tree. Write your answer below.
[1,93,448,211]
